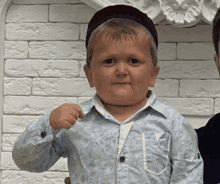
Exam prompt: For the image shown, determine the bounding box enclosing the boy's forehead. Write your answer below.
[94,26,151,45]
[91,32,151,61]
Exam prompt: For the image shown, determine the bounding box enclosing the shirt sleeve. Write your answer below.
[170,115,204,184]
[12,113,68,173]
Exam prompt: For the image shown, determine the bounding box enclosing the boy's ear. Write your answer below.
[84,64,95,88]
[150,64,160,87]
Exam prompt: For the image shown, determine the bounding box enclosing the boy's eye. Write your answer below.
[103,58,140,65]
[103,59,113,64]
[129,58,140,64]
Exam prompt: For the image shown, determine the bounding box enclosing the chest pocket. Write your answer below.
[142,131,171,175]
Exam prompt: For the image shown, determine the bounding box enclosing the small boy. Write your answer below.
[12,5,203,183]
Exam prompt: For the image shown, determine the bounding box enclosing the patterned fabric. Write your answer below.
[12,90,203,184]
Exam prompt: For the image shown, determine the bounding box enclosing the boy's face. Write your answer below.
[84,30,160,106]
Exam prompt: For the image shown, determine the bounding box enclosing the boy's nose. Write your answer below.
[115,62,128,77]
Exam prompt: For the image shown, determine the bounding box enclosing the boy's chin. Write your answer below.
[100,95,145,106]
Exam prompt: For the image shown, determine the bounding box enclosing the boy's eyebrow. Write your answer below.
[95,53,144,60]
[97,52,147,60]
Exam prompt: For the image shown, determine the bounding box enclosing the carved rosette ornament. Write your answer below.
[80,0,220,27]
[160,0,202,27]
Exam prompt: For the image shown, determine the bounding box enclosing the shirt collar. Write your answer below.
[80,90,168,119]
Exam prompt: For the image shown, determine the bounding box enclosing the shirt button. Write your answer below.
[120,156,125,163]
[41,132,46,138]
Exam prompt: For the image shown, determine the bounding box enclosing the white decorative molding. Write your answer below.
[80,0,115,10]
[81,0,220,27]
[160,0,202,27]
[202,0,220,24]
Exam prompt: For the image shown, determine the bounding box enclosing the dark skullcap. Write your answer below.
[85,4,158,49]
[213,8,220,54]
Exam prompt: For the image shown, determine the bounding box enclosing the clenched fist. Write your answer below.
[50,104,85,130]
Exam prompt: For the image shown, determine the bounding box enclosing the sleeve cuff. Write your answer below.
[45,112,61,138]
[50,125,61,136]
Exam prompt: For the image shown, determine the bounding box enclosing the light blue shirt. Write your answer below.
[12,90,203,184]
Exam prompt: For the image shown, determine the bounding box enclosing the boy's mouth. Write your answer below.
[113,83,131,86]
[113,83,131,84]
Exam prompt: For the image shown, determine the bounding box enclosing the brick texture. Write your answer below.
[156,25,212,42]
[4,78,32,95]
[3,96,77,114]
[157,97,213,116]
[157,61,219,79]
[177,43,214,60]
[149,79,179,97]
[6,5,48,23]
[3,115,38,133]
[80,24,88,41]
[13,0,81,4]
[49,4,96,23]
[32,78,96,96]
[5,59,80,77]
[158,43,176,60]
[4,41,28,59]
[79,60,87,78]
[29,41,86,59]
[180,80,220,97]
[6,23,79,40]
[214,98,220,115]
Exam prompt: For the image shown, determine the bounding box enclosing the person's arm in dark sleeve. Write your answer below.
[195,113,220,183]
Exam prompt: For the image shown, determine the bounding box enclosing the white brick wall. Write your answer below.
[1,0,217,183]
[6,5,48,22]
[5,59,80,77]
[6,23,80,40]
[5,41,28,58]
[49,4,96,22]
[29,42,86,59]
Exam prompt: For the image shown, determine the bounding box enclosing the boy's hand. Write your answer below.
[64,177,71,184]
[50,104,85,130]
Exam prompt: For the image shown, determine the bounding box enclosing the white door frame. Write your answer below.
[0,0,13,183]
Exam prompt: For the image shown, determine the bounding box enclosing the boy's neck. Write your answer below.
[99,94,150,121]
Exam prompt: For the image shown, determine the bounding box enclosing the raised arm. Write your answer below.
[12,113,67,172]
[12,103,85,173]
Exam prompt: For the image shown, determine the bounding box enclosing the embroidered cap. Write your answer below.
[85,4,158,49]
